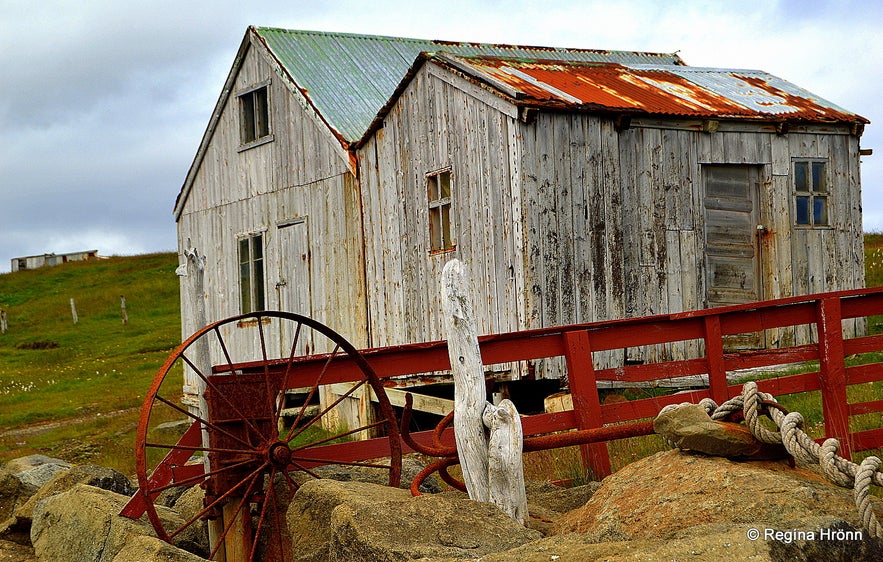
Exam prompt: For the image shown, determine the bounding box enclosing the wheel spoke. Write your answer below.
[145,441,259,456]
[287,377,365,443]
[150,458,257,493]
[272,321,305,431]
[172,461,268,542]
[286,459,325,480]
[289,456,394,471]
[281,470,300,494]
[283,344,341,441]
[206,466,265,560]
[288,418,387,452]
[153,395,262,452]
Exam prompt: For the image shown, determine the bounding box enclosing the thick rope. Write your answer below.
[658,381,883,538]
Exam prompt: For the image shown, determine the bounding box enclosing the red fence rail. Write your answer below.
[252,287,883,478]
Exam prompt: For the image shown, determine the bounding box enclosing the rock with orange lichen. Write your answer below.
[554,449,882,542]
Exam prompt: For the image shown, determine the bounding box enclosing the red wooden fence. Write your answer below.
[123,287,883,519]
[254,286,883,478]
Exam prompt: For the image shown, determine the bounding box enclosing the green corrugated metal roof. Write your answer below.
[255,27,684,143]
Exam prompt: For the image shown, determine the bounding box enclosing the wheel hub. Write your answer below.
[268,441,292,469]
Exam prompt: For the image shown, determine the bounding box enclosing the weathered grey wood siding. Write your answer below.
[520,114,865,363]
[357,64,526,348]
[177,38,368,359]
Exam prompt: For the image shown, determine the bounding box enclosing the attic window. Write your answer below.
[794,159,828,227]
[427,169,454,253]
[239,84,271,147]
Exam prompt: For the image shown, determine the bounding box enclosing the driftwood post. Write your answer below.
[179,246,209,416]
[179,246,233,560]
[70,298,78,324]
[1,310,7,334]
[120,296,128,325]
[442,259,527,523]
[484,399,528,523]
[442,259,489,500]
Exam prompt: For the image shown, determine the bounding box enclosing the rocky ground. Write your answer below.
[1,444,881,561]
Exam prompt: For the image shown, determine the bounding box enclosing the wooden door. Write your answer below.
[277,218,313,355]
[703,165,764,347]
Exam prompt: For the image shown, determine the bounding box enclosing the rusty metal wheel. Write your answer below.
[133,311,401,561]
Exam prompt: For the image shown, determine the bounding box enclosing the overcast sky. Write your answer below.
[1,0,880,273]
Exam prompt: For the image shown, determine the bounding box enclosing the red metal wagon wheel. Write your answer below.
[134,311,401,561]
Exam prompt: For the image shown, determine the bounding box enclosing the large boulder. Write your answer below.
[286,479,540,561]
[15,464,134,525]
[0,470,34,523]
[3,455,71,490]
[551,449,882,559]
[30,484,207,562]
[111,535,207,562]
[1,464,135,547]
[556,449,883,540]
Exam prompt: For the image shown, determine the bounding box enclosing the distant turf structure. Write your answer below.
[10,249,99,272]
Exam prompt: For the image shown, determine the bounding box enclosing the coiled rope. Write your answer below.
[659,381,882,538]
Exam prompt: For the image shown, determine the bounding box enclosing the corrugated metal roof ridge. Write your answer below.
[254,27,684,141]
[255,27,683,65]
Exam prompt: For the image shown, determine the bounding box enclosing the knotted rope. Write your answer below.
[659,381,882,538]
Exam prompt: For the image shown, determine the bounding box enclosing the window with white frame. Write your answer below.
[238,233,265,312]
[427,169,454,252]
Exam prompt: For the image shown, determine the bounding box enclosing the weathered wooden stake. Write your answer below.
[484,399,527,523]
[179,246,228,559]
[442,259,489,501]
[1,310,7,334]
[442,259,527,523]
[70,298,78,324]
[121,296,128,324]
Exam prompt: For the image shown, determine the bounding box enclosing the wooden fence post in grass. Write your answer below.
[1,310,7,334]
[70,298,78,325]
[121,296,128,324]
[442,259,527,523]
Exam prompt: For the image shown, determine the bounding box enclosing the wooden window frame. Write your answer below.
[426,168,455,253]
[238,232,266,313]
[793,159,829,228]
[237,81,273,150]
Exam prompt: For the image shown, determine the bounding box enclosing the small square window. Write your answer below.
[793,160,828,227]
[239,86,270,146]
[427,169,454,252]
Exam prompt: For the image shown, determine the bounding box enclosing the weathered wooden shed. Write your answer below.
[175,26,869,379]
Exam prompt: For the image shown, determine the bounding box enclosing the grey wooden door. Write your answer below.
[703,165,762,308]
[277,218,313,355]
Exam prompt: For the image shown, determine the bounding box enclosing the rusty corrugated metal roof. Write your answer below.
[433,54,867,124]
[254,27,685,143]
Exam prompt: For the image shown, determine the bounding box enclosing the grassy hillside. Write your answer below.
[0,253,180,473]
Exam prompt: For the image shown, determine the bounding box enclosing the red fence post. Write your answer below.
[816,297,852,459]
[562,330,612,479]
[704,316,729,404]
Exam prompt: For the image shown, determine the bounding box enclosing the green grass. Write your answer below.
[0,253,180,474]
